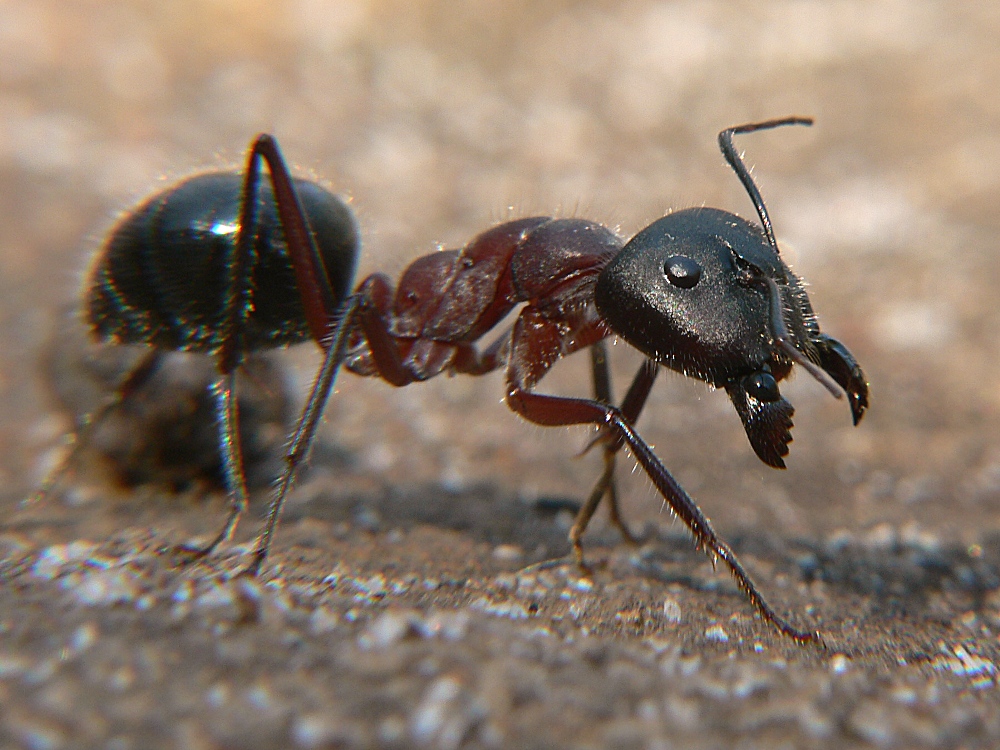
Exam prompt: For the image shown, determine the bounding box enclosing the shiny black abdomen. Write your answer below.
[87,173,359,353]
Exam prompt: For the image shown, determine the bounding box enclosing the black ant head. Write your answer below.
[595,117,868,468]
[595,207,810,384]
[595,205,867,467]
[595,208,792,464]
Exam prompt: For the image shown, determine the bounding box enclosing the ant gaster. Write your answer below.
[37,117,868,643]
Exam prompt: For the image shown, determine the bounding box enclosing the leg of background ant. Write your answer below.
[243,134,339,345]
[246,274,421,574]
[508,386,819,643]
[27,348,163,506]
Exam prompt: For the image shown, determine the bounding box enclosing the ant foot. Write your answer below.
[572,546,596,578]
[235,552,266,579]
[166,536,224,565]
[167,545,209,564]
[516,549,602,580]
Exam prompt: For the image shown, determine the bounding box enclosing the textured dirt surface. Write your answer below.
[3,2,1000,748]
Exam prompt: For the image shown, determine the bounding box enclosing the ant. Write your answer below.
[35,117,868,643]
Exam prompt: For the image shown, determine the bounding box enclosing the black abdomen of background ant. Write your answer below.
[87,173,360,353]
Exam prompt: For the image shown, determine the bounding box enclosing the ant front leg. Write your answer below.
[505,308,819,643]
[176,370,247,559]
[572,343,659,565]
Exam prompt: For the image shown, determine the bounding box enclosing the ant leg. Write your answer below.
[511,387,819,643]
[174,370,248,558]
[239,134,340,347]
[568,344,631,566]
[172,136,289,559]
[246,282,504,574]
[244,294,363,575]
[27,348,163,506]
[506,314,819,643]
[174,132,334,562]
[604,358,658,532]
[590,340,614,404]
[177,133,347,567]
[572,353,660,564]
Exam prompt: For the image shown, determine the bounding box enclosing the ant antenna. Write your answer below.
[718,116,813,252]
[720,117,842,401]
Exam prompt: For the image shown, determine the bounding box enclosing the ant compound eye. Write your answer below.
[729,251,760,287]
[744,371,780,402]
[663,255,702,288]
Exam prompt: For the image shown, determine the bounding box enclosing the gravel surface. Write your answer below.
[2,2,1000,748]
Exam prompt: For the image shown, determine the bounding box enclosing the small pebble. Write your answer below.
[829,654,850,673]
[931,643,996,678]
[492,573,517,590]
[848,702,895,747]
[862,523,897,550]
[31,541,97,580]
[469,597,529,620]
[68,623,97,654]
[72,568,140,606]
[491,544,523,562]
[292,714,360,748]
[662,597,681,624]
[359,610,418,649]
[195,582,236,610]
[704,624,728,642]
[308,606,339,635]
[416,610,470,641]
[410,676,463,747]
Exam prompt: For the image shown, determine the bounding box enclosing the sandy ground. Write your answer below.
[2,1,1000,748]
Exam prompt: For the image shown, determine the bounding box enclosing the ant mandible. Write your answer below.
[36,117,868,643]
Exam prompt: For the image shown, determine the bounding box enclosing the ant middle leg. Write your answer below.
[583,341,628,547]
[245,282,510,574]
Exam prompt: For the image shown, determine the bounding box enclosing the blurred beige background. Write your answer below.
[3,0,998,542]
